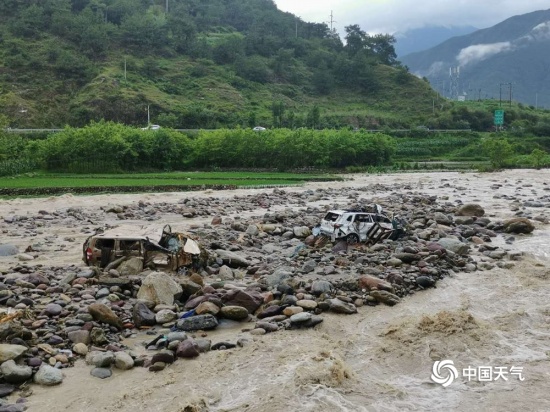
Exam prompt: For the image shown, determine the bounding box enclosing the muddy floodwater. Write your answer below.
[1,170,549,412]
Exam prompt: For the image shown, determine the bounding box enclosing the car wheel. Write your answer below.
[346,234,360,244]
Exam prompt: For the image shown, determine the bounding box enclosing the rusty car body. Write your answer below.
[83,224,206,272]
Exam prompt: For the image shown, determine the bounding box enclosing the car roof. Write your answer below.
[93,225,163,240]
[325,209,383,215]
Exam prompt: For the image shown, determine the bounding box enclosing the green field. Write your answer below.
[0,171,341,196]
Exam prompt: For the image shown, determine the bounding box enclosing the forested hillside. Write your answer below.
[0,0,440,128]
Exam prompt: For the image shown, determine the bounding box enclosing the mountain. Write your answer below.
[394,25,477,57]
[400,9,550,108]
[0,0,437,129]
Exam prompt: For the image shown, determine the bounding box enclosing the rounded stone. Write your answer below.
[149,362,166,372]
[34,365,63,386]
[155,309,177,324]
[90,367,112,379]
[114,352,134,370]
[296,300,318,310]
[44,303,63,316]
[290,312,313,323]
[283,306,303,316]
[151,350,175,365]
[73,343,88,356]
[0,360,33,384]
[219,306,249,321]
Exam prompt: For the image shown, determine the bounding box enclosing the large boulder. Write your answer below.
[176,314,218,331]
[436,238,470,256]
[132,302,156,328]
[117,257,144,276]
[217,265,234,280]
[179,278,202,299]
[219,306,249,321]
[114,352,134,370]
[358,276,393,292]
[137,271,183,305]
[195,301,220,316]
[293,227,311,238]
[370,290,401,306]
[221,289,263,314]
[88,303,123,329]
[176,340,200,358]
[434,212,453,226]
[215,250,251,268]
[0,360,33,383]
[310,280,333,295]
[263,267,292,288]
[0,245,18,257]
[0,345,27,363]
[503,218,535,234]
[328,299,357,314]
[456,204,485,217]
[34,365,63,386]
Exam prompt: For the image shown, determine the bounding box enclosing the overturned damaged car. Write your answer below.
[83,225,207,273]
[315,205,407,244]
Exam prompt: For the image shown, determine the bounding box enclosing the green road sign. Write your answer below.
[494,110,504,125]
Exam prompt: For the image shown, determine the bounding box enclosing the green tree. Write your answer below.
[271,49,295,78]
[235,56,269,83]
[344,24,366,56]
[529,148,548,169]
[119,12,169,50]
[483,138,514,168]
[366,34,397,66]
[9,4,46,38]
[312,69,334,95]
[272,101,285,128]
[306,105,321,129]
[213,35,245,64]
[167,10,197,54]
[247,112,257,128]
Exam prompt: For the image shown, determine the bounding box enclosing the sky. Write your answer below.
[273,0,550,35]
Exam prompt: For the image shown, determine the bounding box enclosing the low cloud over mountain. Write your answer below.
[400,9,550,107]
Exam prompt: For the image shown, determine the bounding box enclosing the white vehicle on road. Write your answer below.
[141,124,161,131]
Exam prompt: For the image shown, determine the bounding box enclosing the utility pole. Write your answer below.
[295,18,298,38]
[124,57,127,81]
[147,105,150,125]
[327,10,336,32]
[165,0,168,13]
[449,67,459,101]
[535,93,538,109]
[500,82,512,107]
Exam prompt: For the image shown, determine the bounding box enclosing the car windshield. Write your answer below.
[323,212,341,222]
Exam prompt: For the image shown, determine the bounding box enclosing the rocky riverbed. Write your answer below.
[0,170,549,412]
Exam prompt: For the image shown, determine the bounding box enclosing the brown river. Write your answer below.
[1,170,549,412]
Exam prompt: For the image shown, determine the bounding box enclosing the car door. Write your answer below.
[354,213,374,240]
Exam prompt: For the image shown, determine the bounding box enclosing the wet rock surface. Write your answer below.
[0,177,545,405]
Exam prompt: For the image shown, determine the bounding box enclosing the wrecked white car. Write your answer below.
[317,206,405,244]
[83,225,207,272]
